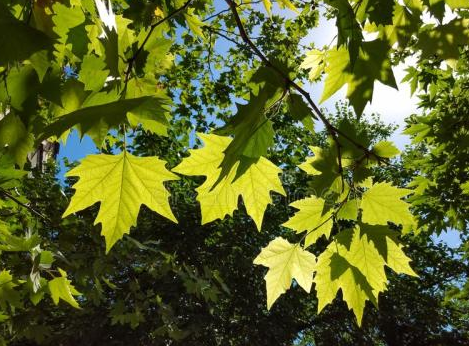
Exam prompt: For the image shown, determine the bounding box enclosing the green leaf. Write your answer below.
[0,4,52,65]
[346,39,397,116]
[48,268,81,308]
[41,95,170,146]
[254,237,316,309]
[361,182,414,225]
[184,8,206,40]
[172,133,285,230]
[360,224,417,276]
[282,196,333,247]
[325,0,363,67]
[78,55,110,91]
[298,145,343,194]
[356,0,395,25]
[321,40,397,116]
[300,49,326,81]
[216,84,281,181]
[63,151,179,252]
[0,65,39,111]
[39,251,55,270]
[0,113,34,167]
[314,232,377,325]
[0,270,22,310]
[321,46,350,103]
[337,199,359,220]
[314,224,416,325]
[445,0,469,9]
[372,141,400,158]
[0,224,41,252]
[29,50,51,82]
[417,19,469,68]
[287,93,316,133]
[126,92,171,136]
[383,4,419,46]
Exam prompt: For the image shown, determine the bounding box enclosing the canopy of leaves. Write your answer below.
[0,0,468,343]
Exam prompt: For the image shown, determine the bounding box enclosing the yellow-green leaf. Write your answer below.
[282,196,333,247]
[314,238,376,325]
[48,268,81,308]
[301,49,326,81]
[361,182,413,226]
[254,237,316,309]
[361,224,418,277]
[63,151,179,252]
[372,141,400,158]
[172,133,285,230]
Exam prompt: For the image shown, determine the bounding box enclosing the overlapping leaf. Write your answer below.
[282,196,334,247]
[314,225,416,324]
[48,268,81,308]
[172,133,285,230]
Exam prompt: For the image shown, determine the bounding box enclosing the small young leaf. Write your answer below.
[48,268,81,308]
[282,196,333,247]
[254,237,316,309]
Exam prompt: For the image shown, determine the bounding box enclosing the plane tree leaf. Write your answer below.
[254,237,316,309]
[282,196,334,247]
[63,151,179,252]
[416,19,469,68]
[48,268,81,308]
[361,182,414,226]
[0,113,34,167]
[41,94,171,146]
[0,4,52,65]
[78,54,110,91]
[172,133,285,230]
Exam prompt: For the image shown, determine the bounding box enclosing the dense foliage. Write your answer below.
[0,0,468,344]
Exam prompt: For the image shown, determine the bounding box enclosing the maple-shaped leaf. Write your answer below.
[0,4,52,66]
[372,140,400,158]
[254,237,316,309]
[172,133,285,230]
[63,151,179,252]
[314,229,378,325]
[78,54,110,91]
[298,145,344,194]
[282,196,334,247]
[48,268,81,308]
[417,19,469,68]
[314,224,417,324]
[320,39,397,116]
[41,92,171,146]
[361,182,414,226]
[0,270,22,310]
[300,49,326,81]
[344,227,388,297]
[360,224,417,277]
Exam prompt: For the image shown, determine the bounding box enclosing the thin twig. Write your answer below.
[124,0,195,84]
[223,0,383,163]
[0,188,52,225]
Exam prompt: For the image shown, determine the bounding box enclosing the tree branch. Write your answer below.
[223,0,383,162]
[125,0,195,83]
[0,188,52,225]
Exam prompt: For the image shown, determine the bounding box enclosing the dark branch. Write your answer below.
[223,0,383,162]
[125,0,195,83]
[0,188,52,225]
